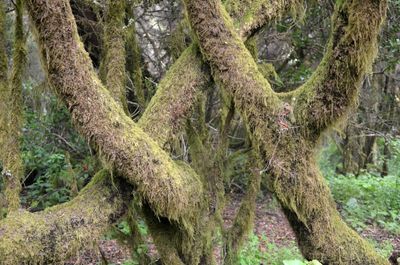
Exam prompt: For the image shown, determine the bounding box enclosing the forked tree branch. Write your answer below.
[184,0,389,264]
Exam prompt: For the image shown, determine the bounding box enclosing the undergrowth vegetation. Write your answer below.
[319,138,400,234]
[0,89,97,211]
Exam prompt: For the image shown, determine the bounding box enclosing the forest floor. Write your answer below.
[68,192,400,265]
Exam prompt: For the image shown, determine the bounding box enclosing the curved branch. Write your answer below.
[139,0,302,147]
[290,0,387,139]
[0,170,131,264]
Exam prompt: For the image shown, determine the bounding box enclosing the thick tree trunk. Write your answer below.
[2,0,377,264]
[184,0,389,264]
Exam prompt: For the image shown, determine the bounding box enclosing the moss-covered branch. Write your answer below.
[1,1,300,264]
[224,0,304,39]
[289,0,387,139]
[0,170,131,264]
[139,0,301,150]
[184,0,389,264]
[26,0,204,228]
[99,0,129,113]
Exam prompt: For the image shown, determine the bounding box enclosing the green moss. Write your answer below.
[1,0,26,212]
[0,170,131,264]
[27,0,206,231]
[125,4,147,110]
[185,0,389,263]
[99,0,129,113]
[287,0,387,140]
[224,0,305,37]
[139,44,210,148]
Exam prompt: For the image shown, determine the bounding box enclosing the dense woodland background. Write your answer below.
[0,0,399,264]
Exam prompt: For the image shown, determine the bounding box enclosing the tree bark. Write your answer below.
[0,0,8,216]
[0,0,350,264]
[0,0,26,213]
[99,0,129,113]
[184,0,389,264]
[0,170,131,264]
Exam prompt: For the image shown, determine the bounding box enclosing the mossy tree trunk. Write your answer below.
[0,0,26,214]
[184,0,389,264]
[0,0,9,216]
[99,0,129,113]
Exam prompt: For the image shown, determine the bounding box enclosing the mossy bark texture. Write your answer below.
[0,2,273,262]
[0,0,8,216]
[0,0,26,213]
[184,0,389,264]
[100,0,129,113]
[0,170,131,264]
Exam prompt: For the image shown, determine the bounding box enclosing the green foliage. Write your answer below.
[369,239,395,258]
[20,92,96,210]
[318,137,400,234]
[327,173,400,234]
[237,233,305,265]
[388,139,400,176]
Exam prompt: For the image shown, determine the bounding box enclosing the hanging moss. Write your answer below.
[168,18,191,61]
[0,0,361,264]
[26,0,206,231]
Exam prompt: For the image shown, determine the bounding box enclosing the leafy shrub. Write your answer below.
[238,233,305,265]
[328,173,400,234]
[21,94,96,210]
